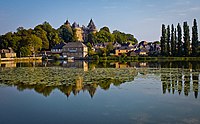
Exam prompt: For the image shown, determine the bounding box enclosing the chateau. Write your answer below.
[65,19,97,42]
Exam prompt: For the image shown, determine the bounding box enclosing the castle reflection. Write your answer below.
[0,61,199,98]
[14,74,133,98]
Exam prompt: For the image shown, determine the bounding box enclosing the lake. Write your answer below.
[0,60,200,124]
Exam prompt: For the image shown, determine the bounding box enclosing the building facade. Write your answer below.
[62,42,88,58]
[0,47,16,58]
[65,19,97,42]
[51,42,67,55]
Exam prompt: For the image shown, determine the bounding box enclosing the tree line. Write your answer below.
[160,19,200,57]
[0,20,138,57]
[0,22,61,57]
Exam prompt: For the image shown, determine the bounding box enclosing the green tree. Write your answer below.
[177,23,183,56]
[58,24,73,42]
[34,25,49,50]
[97,48,107,57]
[171,24,176,56]
[160,24,167,56]
[112,30,137,44]
[166,25,171,56]
[174,28,177,56]
[106,42,114,55]
[100,26,111,33]
[41,22,61,49]
[183,22,190,56]
[192,19,199,56]
[87,32,97,44]
[28,34,42,56]
[96,27,114,43]
[20,47,31,57]
[0,32,12,49]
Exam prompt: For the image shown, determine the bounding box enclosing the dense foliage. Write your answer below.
[85,27,138,45]
[160,19,200,57]
[0,21,138,57]
[0,22,61,57]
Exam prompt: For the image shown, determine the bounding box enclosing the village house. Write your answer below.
[0,47,16,58]
[135,47,149,56]
[51,42,67,55]
[115,46,135,56]
[113,42,122,48]
[62,42,88,59]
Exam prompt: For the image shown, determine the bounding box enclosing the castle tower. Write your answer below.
[87,19,97,34]
[65,20,71,27]
[72,22,83,42]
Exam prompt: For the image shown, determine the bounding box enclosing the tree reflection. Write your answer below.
[0,61,199,98]
[161,62,200,98]
[12,77,130,98]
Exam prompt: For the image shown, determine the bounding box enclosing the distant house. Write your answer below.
[115,46,135,56]
[113,42,122,48]
[51,42,67,55]
[62,42,88,58]
[0,47,16,58]
[135,48,149,56]
[127,50,137,57]
[93,43,105,49]
[138,41,148,48]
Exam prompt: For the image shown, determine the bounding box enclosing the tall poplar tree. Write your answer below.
[174,28,177,56]
[177,23,182,56]
[192,19,199,56]
[160,24,166,56]
[183,22,190,56]
[166,25,171,56]
[171,24,176,56]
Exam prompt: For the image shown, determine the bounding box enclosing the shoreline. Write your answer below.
[1,56,200,62]
[0,57,42,62]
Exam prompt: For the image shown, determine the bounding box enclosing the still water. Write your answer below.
[0,61,200,124]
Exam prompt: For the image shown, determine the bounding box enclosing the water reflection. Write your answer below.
[161,68,200,98]
[10,74,136,98]
[0,60,200,98]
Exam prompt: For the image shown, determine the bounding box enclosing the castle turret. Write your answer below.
[72,22,83,42]
[72,22,79,28]
[87,19,97,33]
[65,20,71,26]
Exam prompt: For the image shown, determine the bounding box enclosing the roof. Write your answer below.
[121,42,133,47]
[72,22,80,28]
[63,42,87,48]
[52,42,67,49]
[0,47,15,53]
[116,46,134,50]
[138,41,148,47]
[87,19,96,29]
[65,20,70,25]
[135,48,149,53]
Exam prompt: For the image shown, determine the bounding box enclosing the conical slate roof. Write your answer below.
[87,19,96,29]
[65,20,70,25]
[72,22,79,28]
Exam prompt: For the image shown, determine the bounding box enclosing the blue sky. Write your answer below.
[0,0,200,41]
